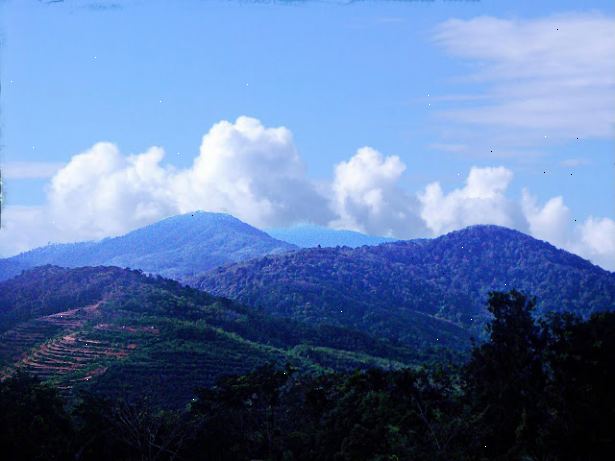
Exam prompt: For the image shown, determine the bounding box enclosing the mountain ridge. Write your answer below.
[0,265,442,407]
[0,211,297,282]
[194,224,615,345]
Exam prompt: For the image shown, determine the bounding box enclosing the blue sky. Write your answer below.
[0,0,614,268]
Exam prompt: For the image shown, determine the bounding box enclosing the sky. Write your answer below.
[0,0,614,269]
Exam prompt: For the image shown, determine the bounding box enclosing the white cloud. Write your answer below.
[174,116,330,228]
[521,190,571,248]
[524,197,615,271]
[578,217,615,255]
[571,217,615,270]
[10,117,330,245]
[0,116,612,272]
[3,161,64,179]
[419,175,614,271]
[0,206,55,256]
[48,142,177,240]
[433,13,615,144]
[330,147,427,238]
[418,166,521,235]
[560,158,590,168]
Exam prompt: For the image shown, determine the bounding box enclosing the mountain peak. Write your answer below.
[427,224,609,275]
[196,224,615,343]
[0,212,296,282]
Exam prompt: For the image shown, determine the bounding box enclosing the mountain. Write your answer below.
[266,224,396,248]
[194,225,615,345]
[0,265,444,408]
[0,212,296,283]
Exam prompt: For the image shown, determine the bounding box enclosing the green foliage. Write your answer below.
[539,311,615,459]
[72,393,190,461]
[463,291,615,460]
[0,372,73,461]
[196,225,615,347]
[0,265,132,332]
[463,290,547,459]
[0,291,613,460]
[196,245,474,349]
[0,266,430,407]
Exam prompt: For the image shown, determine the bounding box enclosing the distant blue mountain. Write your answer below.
[266,224,396,248]
[0,212,296,282]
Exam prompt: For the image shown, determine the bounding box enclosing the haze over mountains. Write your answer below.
[0,212,401,282]
[0,211,614,408]
[0,212,296,283]
[1,212,613,337]
[266,225,395,248]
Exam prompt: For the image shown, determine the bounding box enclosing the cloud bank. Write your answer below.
[330,147,427,238]
[418,167,520,235]
[46,117,330,241]
[1,116,613,270]
[3,161,64,179]
[433,13,615,147]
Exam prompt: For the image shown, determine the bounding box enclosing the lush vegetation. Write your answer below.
[196,225,615,346]
[1,291,613,460]
[1,265,445,406]
[0,211,296,282]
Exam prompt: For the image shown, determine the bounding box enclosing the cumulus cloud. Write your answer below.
[0,206,56,256]
[417,170,615,270]
[433,13,615,145]
[5,117,331,246]
[571,217,615,270]
[174,116,331,228]
[524,195,615,271]
[0,116,612,271]
[49,143,176,240]
[330,147,427,237]
[521,190,571,247]
[418,166,522,235]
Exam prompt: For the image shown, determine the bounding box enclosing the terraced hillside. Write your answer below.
[17,334,125,390]
[0,266,437,407]
[1,303,138,392]
[0,312,85,367]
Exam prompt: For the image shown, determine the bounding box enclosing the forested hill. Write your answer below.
[0,211,296,282]
[0,265,449,408]
[194,225,615,343]
[2,290,613,460]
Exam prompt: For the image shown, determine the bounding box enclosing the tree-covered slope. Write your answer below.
[0,265,438,407]
[2,292,613,459]
[384,225,615,316]
[194,225,615,343]
[0,211,296,283]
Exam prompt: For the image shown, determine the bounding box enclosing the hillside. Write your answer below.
[0,211,296,282]
[0,265,444,408]
[194,225,615,344]
[266,224,396,248]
